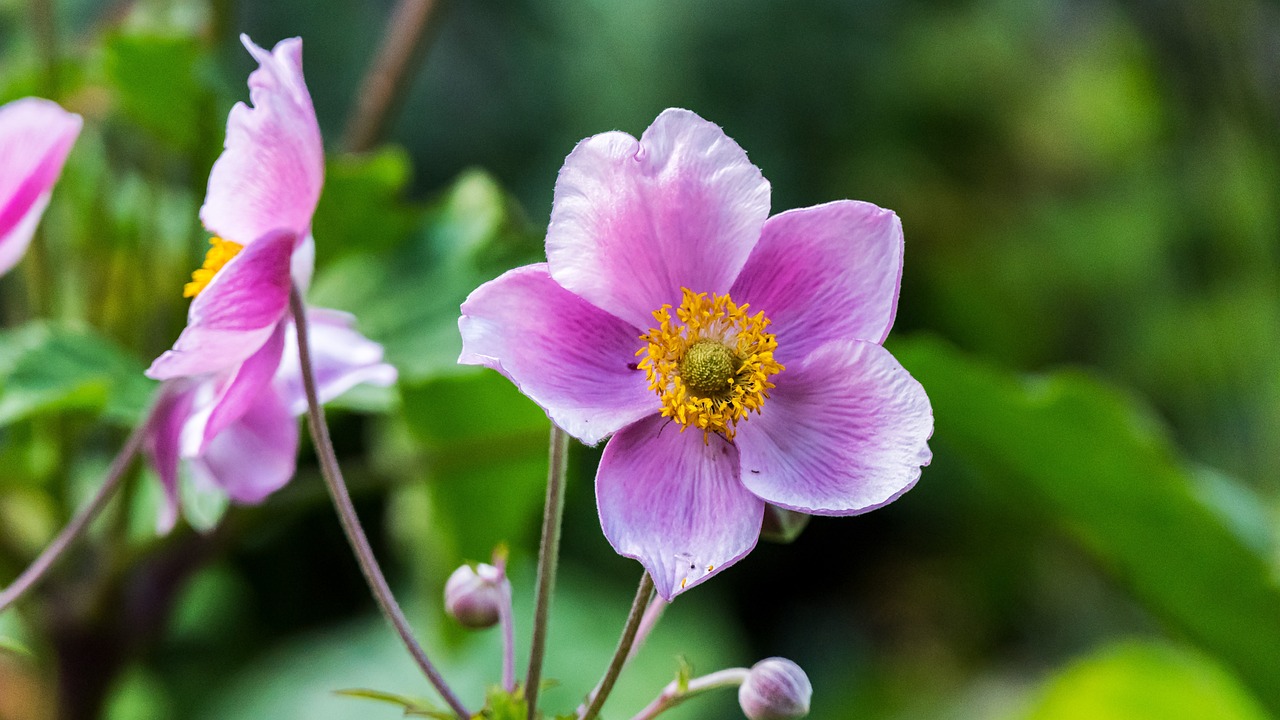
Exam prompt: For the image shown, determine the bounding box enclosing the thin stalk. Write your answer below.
[525,424,569,718]
[579,573,656,720]
[629,668,750,720]
[578,597,668,714]
[289,287,469,720]
[344,0,443,152]
[0,421,147,614]
[499,577,516,692]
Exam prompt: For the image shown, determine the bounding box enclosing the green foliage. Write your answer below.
[332,688,450,718]
[1021,641,1269,720]
[0,322,154,427]
[103,32,205,152]
[895,336,1280,713]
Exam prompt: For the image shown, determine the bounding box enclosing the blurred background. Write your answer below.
[1,0,1279,718]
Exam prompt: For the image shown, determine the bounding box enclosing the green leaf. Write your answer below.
[312,148,427,262]
[310,169,541,383]
[0,323,155,427]
[103,32,205,151]
[1022,641,1269,720]
[483,686,528,720]
[895,336,1280,713]
[332,689,447,718]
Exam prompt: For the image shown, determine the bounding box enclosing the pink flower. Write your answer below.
[0,97,82,277]
[459,109,933,600]
[142,36,393,531]
[146,310,396,533]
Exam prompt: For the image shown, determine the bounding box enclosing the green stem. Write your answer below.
[579,573,656,720]
[525,424,569,719]
[0,420,147,614]
[629,668,750,720]
[289,286,469,719]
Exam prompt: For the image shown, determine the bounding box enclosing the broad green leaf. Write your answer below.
[1022,641,1268,720]
[895,336,1280,713]
[310,169,541,383]
[312,148,427,262]
[103,33,205,151]
[0,323,155,427]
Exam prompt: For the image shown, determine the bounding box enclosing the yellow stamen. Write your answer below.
[637,288,783,442]
[183,237,244,298]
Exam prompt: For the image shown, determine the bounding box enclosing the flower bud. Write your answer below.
[444,563,506,629]
[738,657,812,720]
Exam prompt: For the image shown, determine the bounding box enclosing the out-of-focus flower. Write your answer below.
[0,98,81,277]
[738,658,811,720]
[143,36,389,531]
[444,562,508,630]
[145,310,396,532]
[459,108,933,600]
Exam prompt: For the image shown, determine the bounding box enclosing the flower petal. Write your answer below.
[275,307,398,417]
[199,35,323,247]
[190,388,298,505]
[459,264,655,445]
[731,200,903,364]
[546,108,770,329]
[143,382,197,534]
[597,414,764,600]
[197,320,288,451]
[0,98,81,276]
[146,229,295,380]
[735,340,933,515]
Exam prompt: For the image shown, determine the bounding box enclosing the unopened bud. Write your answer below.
[738,657,811,720]
[444,563,506,629]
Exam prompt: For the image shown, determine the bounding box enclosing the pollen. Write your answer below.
[637,288,783,442]
[183,237,244,298]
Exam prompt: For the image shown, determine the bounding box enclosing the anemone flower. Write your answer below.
[459,108,933,600]
[0,97,82,277]
[144,35,365,530]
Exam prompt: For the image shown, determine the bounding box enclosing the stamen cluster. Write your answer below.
[638,288,783,441]
[183,236,243,298]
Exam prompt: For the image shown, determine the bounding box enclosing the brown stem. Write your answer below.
[343,0,443,152]
[525,424,569,718]
[580,573,656,720]
[289,286,469,719]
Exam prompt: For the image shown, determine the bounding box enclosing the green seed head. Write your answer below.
[680,340,740,397]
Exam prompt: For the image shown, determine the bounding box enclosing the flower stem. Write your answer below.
[628,668,750,720]
[525,423,569,718]
[579,573,656,720]
[578,596,668,714]
[344,0,443,152]
[289,287,469,720]
[500,576,516,693]
[0,420,147,614]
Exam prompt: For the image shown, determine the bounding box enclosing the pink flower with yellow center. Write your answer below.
[143,35,394,531]
[0,97,81,277]
[459,108,933,600]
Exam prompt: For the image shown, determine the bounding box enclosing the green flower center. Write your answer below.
[679,340,741,397]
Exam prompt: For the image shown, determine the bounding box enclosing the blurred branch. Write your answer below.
[344,0,444,152]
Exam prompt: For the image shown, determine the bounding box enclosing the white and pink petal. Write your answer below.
[199,35,322,248]
[731,200,903,364]
[146,229,295,380]
[735,340,932,515]
[546,108,770,329]
[189,388,298,505]
[0,98,81,277]
[459,264,655,445]
[596,414,765,600]
[275,307,398,416]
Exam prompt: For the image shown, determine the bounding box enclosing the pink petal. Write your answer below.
[275,307,398,417]
[459,264,655,445]
[0,98,81,276]
[735,340,933,515]
[596,414,765,600]
[198,320,287,451]
[199,35,323,247]
[190,388,298,505]
[546,108,771,329]
[143,382,197,534]
[731,201,903,365]
[146,229,295,380]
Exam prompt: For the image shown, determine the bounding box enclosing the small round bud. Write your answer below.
[738,657,812,720]
[444,563,506,629]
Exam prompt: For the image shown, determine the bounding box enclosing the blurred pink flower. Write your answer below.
[459,108,933,599]
[143,36,393,530]
[0,97,81,277]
